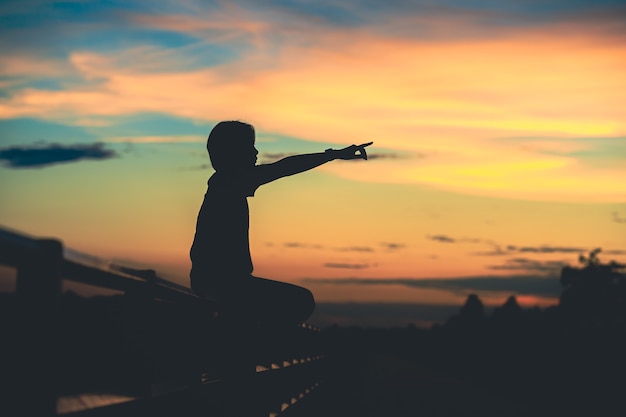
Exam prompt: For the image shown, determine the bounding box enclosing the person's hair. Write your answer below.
[207,121,255,171]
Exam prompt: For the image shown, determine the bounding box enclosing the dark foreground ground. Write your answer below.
[2,284,624,417]
[300,353,531,417]
[295,323,626,417]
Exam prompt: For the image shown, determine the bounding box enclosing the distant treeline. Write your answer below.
[323,249,626,417]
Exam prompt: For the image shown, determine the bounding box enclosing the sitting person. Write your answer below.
[190,120,372,325]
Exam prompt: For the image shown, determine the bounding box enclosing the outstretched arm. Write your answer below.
[255,142,373,185]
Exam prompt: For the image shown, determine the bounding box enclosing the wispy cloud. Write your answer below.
[274,242,396,253]
[273,242,382,252]
[306,274,562,298]
[507,245,586,254]
[471,247,509,256]
[427,236,605,261]
[258,152,299,164]
[427,235,457,243]
[363,152,411,160]
[613,212,626,224]
[472,242,587,256]
[0,142,117,168]
[335,246,374,253]
[487,258,569,273]
[323,262,370,269]
[284,242,323,250]
[380,242,406,251]
[427,235,484,244]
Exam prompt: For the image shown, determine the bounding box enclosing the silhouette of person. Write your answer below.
[190,121,372,325]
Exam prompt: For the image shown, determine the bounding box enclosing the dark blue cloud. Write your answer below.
[4,0,624,60]
[0,142,117,168]
[0,1,224,64]
[241,0,626,24]
[248,0,626,37]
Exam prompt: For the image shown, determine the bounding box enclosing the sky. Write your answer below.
[1,0,625,327]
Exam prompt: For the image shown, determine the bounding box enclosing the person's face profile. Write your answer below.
[249,142,259,166]
[238,137,258,168]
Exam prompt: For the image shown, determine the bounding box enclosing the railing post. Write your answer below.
[12,238,63,417]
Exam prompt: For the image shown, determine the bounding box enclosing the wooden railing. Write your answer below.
[0,227,327,417]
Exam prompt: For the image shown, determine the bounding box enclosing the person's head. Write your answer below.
[207,121,258,172]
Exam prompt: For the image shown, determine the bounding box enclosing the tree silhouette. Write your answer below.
[559,248,626,328]
[491,295,524,330]
[459,294,485,323]
[445,293,485,332]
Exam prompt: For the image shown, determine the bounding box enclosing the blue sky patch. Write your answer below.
[0,118,97,146]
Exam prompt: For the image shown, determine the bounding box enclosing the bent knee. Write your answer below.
[300,287,316,317]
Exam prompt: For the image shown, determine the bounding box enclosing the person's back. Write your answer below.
[190,171,255,294]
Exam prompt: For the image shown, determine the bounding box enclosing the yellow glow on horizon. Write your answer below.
[456,159,568,178]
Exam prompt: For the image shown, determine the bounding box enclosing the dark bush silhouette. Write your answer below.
[559,248,626,328]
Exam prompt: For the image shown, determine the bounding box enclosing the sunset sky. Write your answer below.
[1,0,625,326]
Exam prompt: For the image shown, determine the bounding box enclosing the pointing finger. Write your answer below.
[355,146,368,160]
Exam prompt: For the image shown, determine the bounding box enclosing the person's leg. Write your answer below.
[244,276,316,326]
[200,277,314,414]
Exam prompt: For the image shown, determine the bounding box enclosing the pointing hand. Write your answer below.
[332,142,374,160]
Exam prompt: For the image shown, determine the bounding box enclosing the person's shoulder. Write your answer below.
[207,172,232,192]
[208,170,259,196]
[250,163,277,179]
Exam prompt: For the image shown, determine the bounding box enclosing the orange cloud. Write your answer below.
[0,13,624,202]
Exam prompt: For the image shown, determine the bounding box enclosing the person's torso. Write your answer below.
[190,172,256,286]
